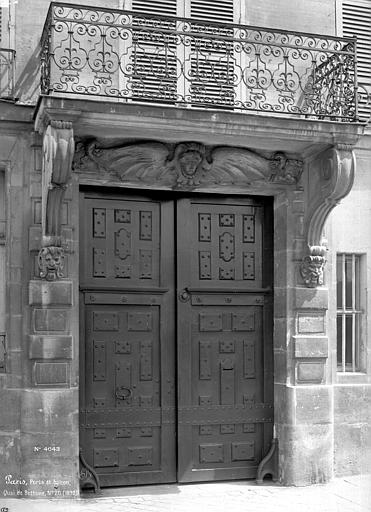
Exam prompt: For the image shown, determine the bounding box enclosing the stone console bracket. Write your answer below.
[38,120,75,280]
[300,144,355,287]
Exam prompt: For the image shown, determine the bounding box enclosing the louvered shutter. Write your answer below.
[131,0,177,16]
[130,0,236,107]
[341,0,371,121]
[131,0,178,103]
[190,0,234,22]
[189,0,235,108]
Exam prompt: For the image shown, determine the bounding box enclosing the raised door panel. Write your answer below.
[81,197,161,288]
[177,197,273,483]
[191,202,263,289]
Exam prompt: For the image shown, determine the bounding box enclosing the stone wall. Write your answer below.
[329,132,371,477]
[0,118,80,498]
[0,130,29,497]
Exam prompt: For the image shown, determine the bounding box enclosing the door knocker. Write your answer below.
[116,386,133,400]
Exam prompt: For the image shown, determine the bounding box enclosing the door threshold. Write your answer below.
[81,478,264,499]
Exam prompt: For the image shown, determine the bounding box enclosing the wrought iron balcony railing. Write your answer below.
[40,2,358,121]
[0,49,15,100]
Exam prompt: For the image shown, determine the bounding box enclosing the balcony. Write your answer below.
[0,49,15,100]
[40,2,358,122]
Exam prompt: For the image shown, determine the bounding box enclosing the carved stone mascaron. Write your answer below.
[74,140,303,189]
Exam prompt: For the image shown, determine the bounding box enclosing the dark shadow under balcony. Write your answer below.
[40,2,359,121]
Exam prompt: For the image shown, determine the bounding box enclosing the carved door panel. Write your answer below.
[80,192,176,487]
[177,197,273,483]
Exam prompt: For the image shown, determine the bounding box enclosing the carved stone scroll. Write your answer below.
[300,144,355,287]
[74,140,303,189]
[38,120,74,281]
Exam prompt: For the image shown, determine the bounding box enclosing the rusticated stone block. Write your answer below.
[29,335,73,359]
[296,362,325,384]
[294,287,328,310]
[33,199,42,224]
[334,386,371,423]
[274,383,295,425]
[33,309,69,332]
[34,362,69,386]
[0,433,21,495]
[20,458,79,498]
[21,388,78,432]
[273,351,288,384]
[9,282,23,315]
[294,336,328,358]
[295,386,332,424]
[278,423,333,485]
[334,423,368,476]
[21,431,78,460]
[273,318,290,351]
[0,388,21,429]
[29,280,73,306]
[28,226,42,251]
[297,313,325,334]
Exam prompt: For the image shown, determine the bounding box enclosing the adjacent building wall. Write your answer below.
[328,131,371,476]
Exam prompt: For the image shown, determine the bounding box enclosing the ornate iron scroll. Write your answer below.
[38,120,74,281]
[40,2,357,120]
[300,144,355,287]
[74,139,303,189]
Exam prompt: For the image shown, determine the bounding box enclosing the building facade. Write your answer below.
[0,0,370,498]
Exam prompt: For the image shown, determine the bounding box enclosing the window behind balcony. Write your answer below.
[340,0,371,120]
[130,0,235,107]
[336,253,365,372]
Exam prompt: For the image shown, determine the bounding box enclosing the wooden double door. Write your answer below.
[80,189,273,487]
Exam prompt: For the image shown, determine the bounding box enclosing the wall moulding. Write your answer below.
[300,144,355,288]
[73,139,304,191]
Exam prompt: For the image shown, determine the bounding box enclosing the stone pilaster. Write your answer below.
[275,145,355,485]
[21,120,79,498]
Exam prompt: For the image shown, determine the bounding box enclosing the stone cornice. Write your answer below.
[34,96,364,155]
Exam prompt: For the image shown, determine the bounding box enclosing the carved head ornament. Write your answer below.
[169,142,209,186]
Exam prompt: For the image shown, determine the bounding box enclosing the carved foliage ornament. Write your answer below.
[74,140,303,189]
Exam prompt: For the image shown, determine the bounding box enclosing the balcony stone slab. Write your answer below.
[35,97,364,156]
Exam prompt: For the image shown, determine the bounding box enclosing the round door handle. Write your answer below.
[115,386,132,400]
[179,288,191,302]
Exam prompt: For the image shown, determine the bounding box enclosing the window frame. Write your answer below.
[336,252,366,373]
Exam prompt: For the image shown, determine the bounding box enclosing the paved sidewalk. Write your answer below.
[0,474,370,512]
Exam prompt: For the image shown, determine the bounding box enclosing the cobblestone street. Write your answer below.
[1,474,370,512]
